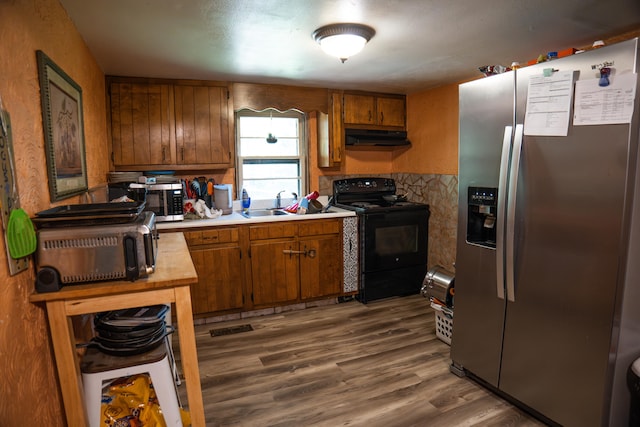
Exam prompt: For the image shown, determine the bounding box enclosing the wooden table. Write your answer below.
[30,232,205,427]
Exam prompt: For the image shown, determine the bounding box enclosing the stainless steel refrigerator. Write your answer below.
[451,38,640,427]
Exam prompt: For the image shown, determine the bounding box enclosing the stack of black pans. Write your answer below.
[90,305,173,356]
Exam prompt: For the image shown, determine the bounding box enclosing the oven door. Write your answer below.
[361,207,429,272]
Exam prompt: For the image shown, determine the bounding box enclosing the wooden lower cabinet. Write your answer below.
[249,239,300,306]
[299,233,342,299]
[249,218,343,308]
[181,217,347,315]
[184,227,244,315]
[298,219,343,300]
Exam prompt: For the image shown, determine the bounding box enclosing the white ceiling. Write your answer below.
[59,0,640,94]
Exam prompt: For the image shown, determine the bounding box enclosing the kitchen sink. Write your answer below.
[241,209,292,218]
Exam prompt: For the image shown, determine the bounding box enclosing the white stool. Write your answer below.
[80,342,183,427]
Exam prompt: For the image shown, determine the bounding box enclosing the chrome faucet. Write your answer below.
[275,190,287,208]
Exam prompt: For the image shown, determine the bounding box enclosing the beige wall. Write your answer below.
[397,83,459,175]
[0,0,109,424]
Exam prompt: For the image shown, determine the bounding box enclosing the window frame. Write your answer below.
[235,108,308,200]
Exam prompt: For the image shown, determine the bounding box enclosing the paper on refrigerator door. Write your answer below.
[524,70,575,136]
[573,73,637,126]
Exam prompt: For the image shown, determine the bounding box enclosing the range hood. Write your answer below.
[345,129,411,147]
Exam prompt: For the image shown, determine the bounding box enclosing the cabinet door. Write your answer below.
[329,91,344,164]
[343,94,375,125]
[299,233,343,299]
[189,245,244,314]
[110,82,173,166]
[174,85,231,166]
[316,91,344,168]
[377,97,405,127]
[250,240,300,306]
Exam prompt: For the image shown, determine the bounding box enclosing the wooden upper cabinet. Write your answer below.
[343,92,406,129]
[376,96,406,127]
[110,82,174,167]
[317,91,344,168]
[343,94,375,125]
[174,84,232,167]
[108,77,233,171]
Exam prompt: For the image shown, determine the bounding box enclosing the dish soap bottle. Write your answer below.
[241,189,251,213]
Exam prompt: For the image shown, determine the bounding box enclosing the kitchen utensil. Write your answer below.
[308,199,323,214]
[7,208,36,259]
[36,202,146,218]
[32,201,147,228]
[181,179,188,198]
[191,179,201,198]
[185,179,194,199]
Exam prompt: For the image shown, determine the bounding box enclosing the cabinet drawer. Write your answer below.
[249,223,297,240]
[298,219,340,237]
[185,227,239,245]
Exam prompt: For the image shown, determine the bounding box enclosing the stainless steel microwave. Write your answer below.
[130,182,184,222]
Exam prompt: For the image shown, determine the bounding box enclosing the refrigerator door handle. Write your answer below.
[505,124,524,302]
[495,125,513,300]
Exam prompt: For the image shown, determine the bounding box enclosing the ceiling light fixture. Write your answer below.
[312,23,376,63]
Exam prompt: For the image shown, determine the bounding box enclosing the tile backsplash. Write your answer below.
[319,173,458,273]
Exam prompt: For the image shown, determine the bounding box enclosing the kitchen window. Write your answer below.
[235,108,307,201]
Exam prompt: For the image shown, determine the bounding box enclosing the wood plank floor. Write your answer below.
[174,295,546,427]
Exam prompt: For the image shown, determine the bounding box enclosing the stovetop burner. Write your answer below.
[351,201,381,208]
[332,177,428,214]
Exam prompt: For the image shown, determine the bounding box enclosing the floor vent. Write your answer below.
[210,324,253,337]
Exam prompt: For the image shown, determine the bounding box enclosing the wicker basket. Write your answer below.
[430,302,453,345]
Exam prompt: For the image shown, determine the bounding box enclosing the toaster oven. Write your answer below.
[35,211,157,293]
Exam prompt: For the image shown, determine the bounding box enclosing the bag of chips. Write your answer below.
[100,374,181,427]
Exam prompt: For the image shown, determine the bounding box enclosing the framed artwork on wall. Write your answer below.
[36,50,88,202]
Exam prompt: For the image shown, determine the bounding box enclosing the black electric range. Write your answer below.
[332,178,430,303]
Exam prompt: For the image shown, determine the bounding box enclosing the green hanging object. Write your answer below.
[1,99,31,274]
[7,208,36,259]
[0,103,36,261]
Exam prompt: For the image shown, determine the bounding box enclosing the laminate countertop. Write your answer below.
[157,207,355,231]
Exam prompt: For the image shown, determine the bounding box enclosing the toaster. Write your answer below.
[35,211,157,293]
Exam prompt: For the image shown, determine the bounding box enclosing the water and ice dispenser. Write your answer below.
[466,186,497,248]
